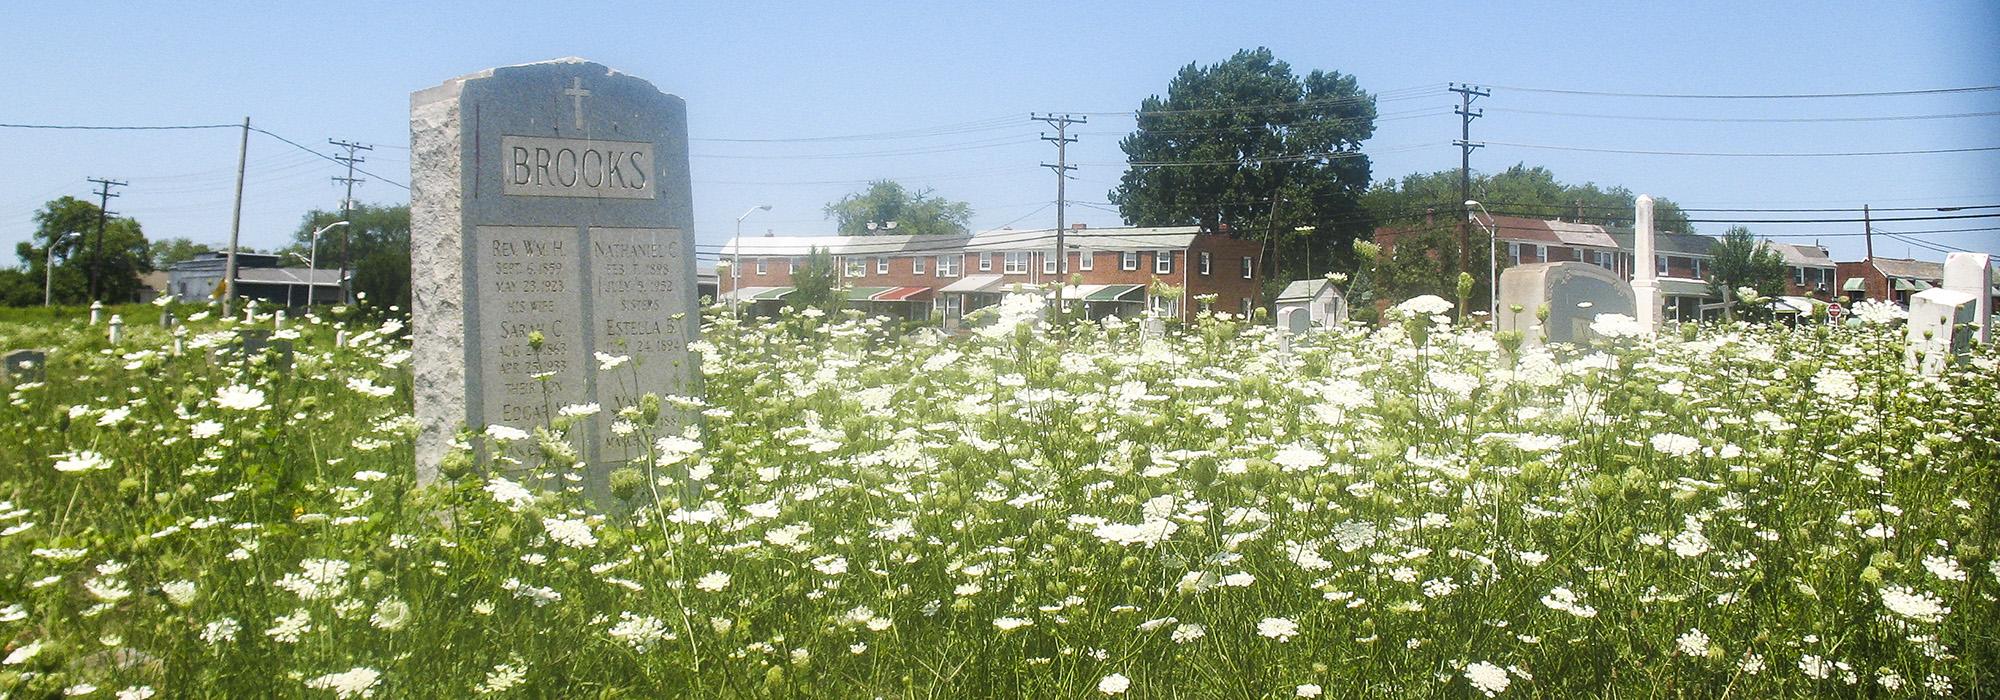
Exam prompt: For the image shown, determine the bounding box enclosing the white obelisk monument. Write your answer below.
[1631,194,1660,332]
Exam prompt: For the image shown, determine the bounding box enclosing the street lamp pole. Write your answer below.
[733,205,771,317]
[1465,200,1498,321]
[305,221,348,307]
[45,232,81,307]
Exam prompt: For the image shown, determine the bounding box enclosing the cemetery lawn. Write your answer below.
[1,299,1996,698]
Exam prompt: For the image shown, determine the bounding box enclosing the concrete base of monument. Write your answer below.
[1496,262,1637,347]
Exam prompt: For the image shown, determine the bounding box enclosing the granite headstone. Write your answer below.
[1497,262,1636,345]
[1905,287,1977,375]
[1940,252,1992,344]
[411,58,698,495]
[4,349,47,385]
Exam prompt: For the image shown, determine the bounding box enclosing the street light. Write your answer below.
[305,221,348,307]
[1465,200,1498,320]
[732,205,772,316]
[44,232,81,307]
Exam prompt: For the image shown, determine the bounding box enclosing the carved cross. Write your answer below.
[563,77,591,130]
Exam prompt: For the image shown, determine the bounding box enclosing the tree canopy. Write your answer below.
[150,237,215,269]
[1108,47,1377,282]
[1707,225,1789,319]
[823,181,972,236]
[281,203,411,313]
[4,196,151,306]
[788,246,843,314]
[1362,164,1692,235]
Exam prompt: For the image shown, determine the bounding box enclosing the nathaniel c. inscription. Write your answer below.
[502,135,655,199]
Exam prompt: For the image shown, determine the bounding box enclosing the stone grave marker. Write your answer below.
[1906,288,1977,375]
[1497,262,1635,345]
[4,349,47,385]
[1941,252,1992,344]
[107,315,124,344]
[160,310,176,329]
[1279,306,1312,335]
[411,58,698,496]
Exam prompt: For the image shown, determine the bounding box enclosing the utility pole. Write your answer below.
[84,177,126,302]
[1450,83,1489,278]
[1034,113,1085,312]
[1862,204,1874,261]
[330,139,373,304]
[223,117,250,316]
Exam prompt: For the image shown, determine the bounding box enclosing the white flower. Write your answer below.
[213,384,268,411]
[1296,684,1323,698]
[477,661,528,694]
[596,352,630,370]
[993,617,1034,632]
[1257,617,1300,642]
[1649,433,1700,458]
[266,609,314,643]
[116,687,156,700]
[1922,555,1967,582]
[53,450,111,473]
[1171,623,1206,644]
[696,571,731,592]
[200,618,241,645]
[3,640,42,665]
[557,403,601,418]
[1589,313,1647,338]
[484,477,536,511]
[1394,294,1454,317]
[484,424,531,442]
[344,377,396,398]
[1676,628,1713,657]
[64,684,97,696]
[1098,673,1131,695]
[190,420,224,439]
[304,667,382,699]
[1464,660,1512,697]
[542,517,598,549]
[161,580,197,607]
[1850,299,1906,325]
[1879,586,1949,624]
[608,612,673,651]
[1812,368,1858,401]
[1272,445,1326,471]
[370,598,411,631]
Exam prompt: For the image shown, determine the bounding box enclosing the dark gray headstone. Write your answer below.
[411,58,698,496]
[4,349,47,384]
[1498,262,1636,344]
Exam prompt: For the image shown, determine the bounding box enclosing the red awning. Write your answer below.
[871,286,933,302]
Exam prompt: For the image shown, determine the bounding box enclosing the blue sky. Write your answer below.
[3,1,1996,266]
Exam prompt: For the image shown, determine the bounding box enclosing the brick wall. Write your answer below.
[1186,236,1264,318]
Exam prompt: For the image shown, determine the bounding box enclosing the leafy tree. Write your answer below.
[1707,225,1788,320]
[787,247,844,313]
[1109,47,1376,282]
[1362,164,1692,235]
[150,237,215,269]
[824,181,972,236]
[281,204,410,313]
[10,196,150,305]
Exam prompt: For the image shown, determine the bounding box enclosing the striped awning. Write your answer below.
[1084,284,1146,302]
[845,286,891,299]
[722,286,793,303]
[1842,278,1867,292]
[870,286,932,302]
[940,275,1005,293]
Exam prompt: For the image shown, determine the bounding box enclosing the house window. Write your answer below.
[938,255,960,277]
[1530,244,1545,263]
[1656,256,1668,276]
[1507,242,1522,265]
[1043,254,1058,275]
[1241,256,1253,279]
[877,256,889,274]
[978,252,992,272]
[1121,251,1138,271]
[912,256,926,275]
[1595,251,1614,270]
[1004,252,1030,274]
[788,258,797,274]
[845,259,867,277]
[1078,251,1093,271]
[755,258,767,275]
[1155,250,1173,274]
[1795,267,1806,285]
[1199,251,1212,275]
[1692,259,1706,278]
[1574,248,1586,262]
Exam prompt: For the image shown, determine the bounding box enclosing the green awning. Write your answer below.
[844,287,890,299]
[1084,284,1146,302]
[1912,279,1933,291]
[1893,278,1915,292]
[1842,278,1866,292]
[752,287,794,300]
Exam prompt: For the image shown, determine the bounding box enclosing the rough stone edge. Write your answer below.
[411,78,465,484]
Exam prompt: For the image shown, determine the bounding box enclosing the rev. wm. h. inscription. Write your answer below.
[502,135,655,199]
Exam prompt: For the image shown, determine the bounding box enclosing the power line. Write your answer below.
[0,122,239,131]
[1486,84,2000,99]
[1684,212,2000,224]
[1485,107,2000,123]
[1486,141,2000,157]
[249,127,409,190]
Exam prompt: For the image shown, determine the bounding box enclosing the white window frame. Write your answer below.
[845,259,867,277]
[1155,250,1173,275]
[978,252,992,272]
[1656,255,1669,276]
[1595,251,1614,270]
[1121,251,1138,271]
[1078,250,1093,271]
[912,256,926,275]
[877,256,889,274]
[938,254,960,278]
[1003,252,1030,275]
[1043,253,1059,275]
[755,257,767,275]
[788,258,797,274]
[1199,251,1212,275]
[1507,241,1522,265]
[1692,258,1706,278]
[1241,256,1253,279]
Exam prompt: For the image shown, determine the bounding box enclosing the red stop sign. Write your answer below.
[1828,302,1845,320]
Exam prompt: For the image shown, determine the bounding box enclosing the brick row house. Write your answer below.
[1834,256,2000,308]
[717,225,1264,323]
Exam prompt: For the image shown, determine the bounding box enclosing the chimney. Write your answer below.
[764,228,774,238]
[1071,223,1086,230]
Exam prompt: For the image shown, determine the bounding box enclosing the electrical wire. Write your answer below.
[1485,141,2000,157]
[1485,107,2000,123]
[0,122,239,131]
[248,127,411,190]
[1484,84,2000,99]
